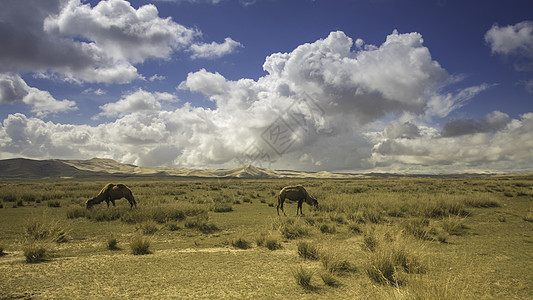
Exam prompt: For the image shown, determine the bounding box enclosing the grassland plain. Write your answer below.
[0,175,532,299]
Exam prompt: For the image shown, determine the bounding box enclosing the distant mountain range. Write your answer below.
[0,157,508,179]
[0,158,369,179]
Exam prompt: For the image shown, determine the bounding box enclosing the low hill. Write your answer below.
[0,157,366,179]
[0,158,95,178]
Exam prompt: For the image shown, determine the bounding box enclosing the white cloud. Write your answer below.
[149,74,166,82]
[44,0,198,63]
[371,112,533,172]
[82,88,107,95]
[485,21,533,57]
[485,21,533,72]
[179,69,228,95]
[190,37,243,59]
[2,30,529,172]
[0,0,240,84]
[97,89,171,118]
[0,73,77,116]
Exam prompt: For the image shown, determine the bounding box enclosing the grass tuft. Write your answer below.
[130,236,151,255]
[24,218,69,243]
[276,218,311,239]
[297,241,319,260]
[320,271,340,287]
[107,236,120,250]
[24,244,47,263]
[364,232,427,285]
[293,266,314,290]
[321,252,356,273]
[136,220,159,235]
[231,237,252,249]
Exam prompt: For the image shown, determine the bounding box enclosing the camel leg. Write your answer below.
[106,199,110,208]
[111,199,116,207]
[297,200,303,216]
[277,196,287,216]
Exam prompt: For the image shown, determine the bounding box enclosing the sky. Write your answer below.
[0,0,532,173]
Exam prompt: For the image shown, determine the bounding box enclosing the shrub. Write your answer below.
[319,223,336,234]
[214,204,233,213]
[297,241,319,260]
[232,237,251,249]
[330,213,348,224]
[524,210,533,223]
[363,208,386,224]
[66,206,87,219]
[256,232,282,250]
[364,234,427,286]
[277,219,311,239]
[403,218,431,240]
[89,208,124,222]
[136,220,159,235]
[47,200,61,208]
[21,194,37,202]
[362,233,379,252]
[320,271,340,287]
[464,197,500,208]
[423,200,469,218]
[107,236,120,250]
[167,222,181,231]
[264,236,283,250]
[185,216,219,234]
[441,216,468,236]
[321,253,356,273]
[348,223,362,234]
[24,244,47,263]
[25,218,69,243]
[293,266,313,290]
[1,193,17,202]
[130,236,151,255]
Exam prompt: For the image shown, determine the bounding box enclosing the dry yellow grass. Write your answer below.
[0,176,532,299]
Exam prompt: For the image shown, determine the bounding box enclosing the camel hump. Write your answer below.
[98,183,115,194]
[279,185,309,197]
[282,185,307,192]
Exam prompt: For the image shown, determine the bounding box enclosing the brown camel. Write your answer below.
[277,185,318,216]
[86,183,136,209]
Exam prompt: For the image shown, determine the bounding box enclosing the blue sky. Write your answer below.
[0,0,532,173]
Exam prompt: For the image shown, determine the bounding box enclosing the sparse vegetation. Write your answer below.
[297,241,319,260]
[107,236,120,250]
[320,271,340,287]
[231,237,251,249]
[293,266,313,290]
[130,235,151,255]
[23,244,48,263]
[0,176,531,299]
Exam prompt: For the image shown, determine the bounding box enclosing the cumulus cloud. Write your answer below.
[0,0,240,84]
[441,111,510,137]
[371,112,533,172]
[485,21,533,72]
[190,37,243,59]
[2,30,528,172]
[96,89,177,118]
[0,73,77,116]
[485,21,533,57]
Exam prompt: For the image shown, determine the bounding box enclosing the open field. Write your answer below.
[0,175,532,299]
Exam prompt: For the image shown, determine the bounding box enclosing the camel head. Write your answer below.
[85,197,98,209]
[308,197,318,208]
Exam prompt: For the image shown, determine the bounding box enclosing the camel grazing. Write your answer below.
[277,185,318,216]
[86,183,136,209]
